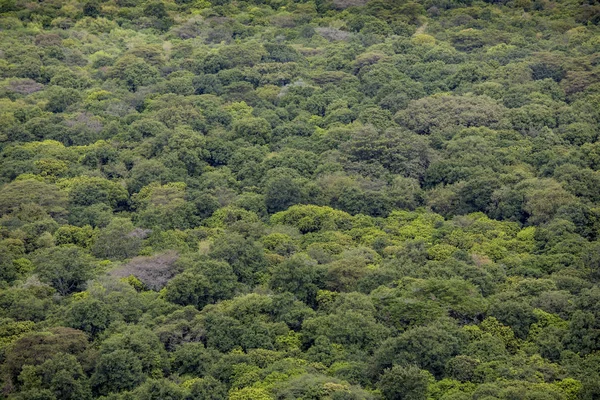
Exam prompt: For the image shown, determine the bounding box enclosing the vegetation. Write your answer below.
[1,0,600,398]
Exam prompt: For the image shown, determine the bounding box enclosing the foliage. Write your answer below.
[0,0,599,398]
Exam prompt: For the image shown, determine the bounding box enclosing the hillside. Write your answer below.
[1,0,600,398]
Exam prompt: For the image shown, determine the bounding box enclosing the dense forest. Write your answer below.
[1,0,600,398]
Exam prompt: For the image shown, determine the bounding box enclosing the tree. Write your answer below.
[201,307,285,352]
[395,95,505,134]
[187,376,227,400]
[45,87,81,113]
[111,251,180,291]
[0,284,56,322]
[165,259,237,308]
[82,0,100,17]
[377,365,432,400]
[519,178,577,225]
[1,1,600,399]
[530,62,566,82]
[18,353,92,400]
[171,342,214,376]
[127,159,171,194]
[372,323,464,378]
[488,298,537,339]
[270,254,324,306]
[341,125,433,180]
[2,328,89,392]
[110,55,159,91]
[233,117,272,145]
[303,309,390,353]
[583,242,600,282]
[97,325,169,376]
[263,44,303,63]
[91,218,142,260]
[0,180,67,217]
[34,246,95,295]
[61,177,128,209]
[66,297,114,337]
[273,373,376,400]
[143,1,174,31]
[130,379,185,400]
[265,175,303,214]
[209,233,267,285]
[219,43,266,67]
[270,205,354,234]
[90,349,145,395]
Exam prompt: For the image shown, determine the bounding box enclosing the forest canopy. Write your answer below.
[1,0,600,398]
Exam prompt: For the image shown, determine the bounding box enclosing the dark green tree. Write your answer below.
[34,246,95,295]
[377,365,432,400]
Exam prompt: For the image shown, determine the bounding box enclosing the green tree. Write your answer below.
[270,254,324,306]
[91,218,142,260]
[265,175,303,214]
[34,246,95,295]
[377,365,432,400]
[395,95,505,134]
[18,353,92,400]
[130,378,185,400]
[341,125,433,180]
[110,55,160,91]
[187,376,227,400]
[303,309,390,352]
[372,323,464,378]
[143,1,174,31]
[209,233,267,285]
[82,0,100,17]
[90,349,145,395]
[233,117,272,145]
[171,342,215,376]
[164,260,237,309]
[45,87,81,113]
[2,328,89,392]
[61,177,128,209]
[98,325,169,376]
[66,297,114,337]
[0,180,67,216]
